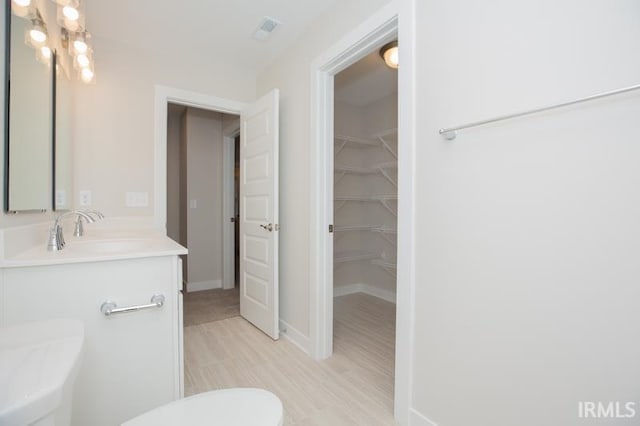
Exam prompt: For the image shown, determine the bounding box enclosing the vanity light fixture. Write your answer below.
[73,50,91,69]
[26,15,48,48]
[56,0,84,32]
[80,66,94,84]
[69,30,90,55]
[379,41,398,69]
[62,4,79,20]
[11,0,32,15]
[36,45,52,65]
[11,0,33,16]
[57,11,95,84]
[10,0,97,83]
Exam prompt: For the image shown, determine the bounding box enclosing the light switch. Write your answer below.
[190,199,197,209]
[79,190,92,206]
[126,192,149,207]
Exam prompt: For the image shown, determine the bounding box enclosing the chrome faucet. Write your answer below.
[47,210,103,251]
[73,210,105,237]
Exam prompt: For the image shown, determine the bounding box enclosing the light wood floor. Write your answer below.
[184,292,397,425]
[183,287,240,326]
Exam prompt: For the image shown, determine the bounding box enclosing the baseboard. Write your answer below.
[409,409,438,426]
[279,319,310,354]
[334,283,396,304]
[186,279,222,292]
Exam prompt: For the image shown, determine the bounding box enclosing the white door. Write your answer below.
[239,89,280,340]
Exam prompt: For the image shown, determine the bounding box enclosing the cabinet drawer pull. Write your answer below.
[100,294,165,316]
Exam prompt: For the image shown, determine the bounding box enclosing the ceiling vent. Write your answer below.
[253,16,281,41]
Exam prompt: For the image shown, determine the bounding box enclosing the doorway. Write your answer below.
[156,86,281,341]
[308,5,414,423]
[166,104,241,325]
[332,41,398,414]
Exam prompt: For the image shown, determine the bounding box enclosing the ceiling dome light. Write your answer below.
[379,41,398,69]
[12,0,31,7]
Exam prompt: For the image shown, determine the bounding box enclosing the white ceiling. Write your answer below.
[85,0,341,71]
[334,49,398,107]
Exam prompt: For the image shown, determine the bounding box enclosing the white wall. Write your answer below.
[364,93,397,135]
[257,0,392,339]
[72,36,256,220]
[409,0,640,425]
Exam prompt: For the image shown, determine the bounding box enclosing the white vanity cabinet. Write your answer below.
[0,255,183,426]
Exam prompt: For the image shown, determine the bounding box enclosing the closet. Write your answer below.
[333,52,398,302]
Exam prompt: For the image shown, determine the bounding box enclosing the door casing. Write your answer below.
[154,86,247,233]
[223,125,241,290]
[308,3,416,424]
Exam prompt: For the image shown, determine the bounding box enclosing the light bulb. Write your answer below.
[73,39,88,54]
[63,5,79,21]
[81,67,94,83]
[76,53,90,68]
[383,46,398,68]
[12,0,31,6]
[11,2,31,18]
[30,28,47,44]
[388,49,398,67]
[36,45,52,65]
[40,46,52,59]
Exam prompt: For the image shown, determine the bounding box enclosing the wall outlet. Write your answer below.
[79,190,92,206]
[55,190,66,207]
[126,192,149,207]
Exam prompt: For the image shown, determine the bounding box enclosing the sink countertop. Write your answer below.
[0,230,187,268]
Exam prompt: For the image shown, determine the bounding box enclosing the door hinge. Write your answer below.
[329,224,334,233]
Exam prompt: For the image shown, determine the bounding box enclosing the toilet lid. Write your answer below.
[122,388,283,426]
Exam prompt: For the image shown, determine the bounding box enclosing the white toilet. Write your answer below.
[0,320,282,426]
[0,319,85,426]
[122,388,283,426]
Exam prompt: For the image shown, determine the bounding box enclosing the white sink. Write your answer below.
[0,319,84,426]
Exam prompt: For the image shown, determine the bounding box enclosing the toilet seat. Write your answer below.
[122,388,283,426]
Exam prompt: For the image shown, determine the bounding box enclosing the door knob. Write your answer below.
[260,223,273,232]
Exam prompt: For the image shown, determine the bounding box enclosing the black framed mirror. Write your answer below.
[4,0,55,213]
